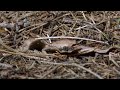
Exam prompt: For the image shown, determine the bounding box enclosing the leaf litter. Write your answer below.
[0,11,120,79]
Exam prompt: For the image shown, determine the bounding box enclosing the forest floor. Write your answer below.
[0,11,120,79]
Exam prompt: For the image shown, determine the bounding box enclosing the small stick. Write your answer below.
[81,11,88,21]
[28,61,36,70]
[53,13,71,21]
[89,13,96,24]
[18,22,47,33]
[36,36,109,45]
[109,52,120,67]
[113,67,120,75]
[47,34,52,43]
[75,25,89,30]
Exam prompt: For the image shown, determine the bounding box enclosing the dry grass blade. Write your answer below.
[0,63,13,68]
[72,63,103,79]
[113,67,120,75]
[109,52,120,67]
[75,25,89,30]
[53,13,71,21]
[40,65,60,79]
[69,11,77,32]
[18,22,47,33]
[67,68,80,78]
[17,12,35,21]
[36,60,103,79]
[0,48,58,60]
[1,11,120,79]
[89,14,96,24]
[47,34,52,43]
[86,21,109,40]
[0,38,17,52]
[28,61,35,70]
[81,11,88,21]
[36,36,109,44]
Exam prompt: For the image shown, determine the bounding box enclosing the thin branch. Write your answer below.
[75,25,89,30]
[53,13,71,21]
[47,34,52,43]
[113,67,120,75]
[81,11,88,21]
[36,36,109,45]
[109,52,120,67]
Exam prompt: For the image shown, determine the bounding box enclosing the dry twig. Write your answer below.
[36,60,103,79]
[109,52,120,67]
[40,65,60,79]
[36,36,109,44]
[0,63,13,68]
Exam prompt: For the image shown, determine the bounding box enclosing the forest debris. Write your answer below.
[0,63,13,68]
[109,52,120,67]
[36,60,103,79]
[0,11,120,79]
[20,37,120,56]
[110,17,120,29]
[46,39,76,49]
[0,37,17,52]
[0,18,30,31]
[35,36,109,44]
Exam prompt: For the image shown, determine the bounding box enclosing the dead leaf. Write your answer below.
[44,39,76,54]
[48,39,76,49]
[71,45,95,54]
